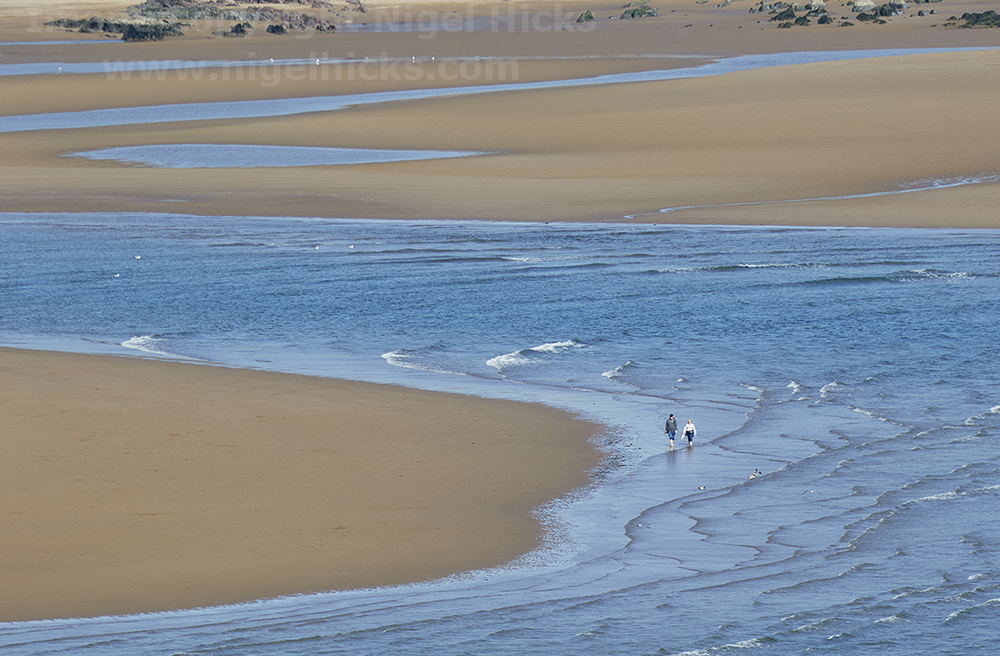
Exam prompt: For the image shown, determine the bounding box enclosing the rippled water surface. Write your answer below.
[1,214,999,655]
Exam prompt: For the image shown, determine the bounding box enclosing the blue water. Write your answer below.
[2,212,999,655]
[68,144,485,168]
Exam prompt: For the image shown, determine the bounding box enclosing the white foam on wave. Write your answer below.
[915,490,961,503]
[380,349,466,376]
[602,360,634,379]
[944,597,1000,624]
[486,339,586,373]
[533,339,582,354]
[602,360,642,388]
[120,335,184,358]
[381,349,423,370]
[890,269,973,283]
[734,263,814,269]
[819,381,840,398]
[501,255,588,264]
[964,405,1000,425]
[485,351,532,371]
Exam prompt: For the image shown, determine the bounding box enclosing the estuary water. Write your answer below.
[1,212,998,655]
[2,48,995,131]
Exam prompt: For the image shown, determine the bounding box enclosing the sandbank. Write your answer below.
[0,347,603,622]
[2,0,1000,227]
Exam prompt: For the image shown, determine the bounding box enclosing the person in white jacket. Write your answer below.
[682,419,697,446]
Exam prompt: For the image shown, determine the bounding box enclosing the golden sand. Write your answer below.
[0,348,603,622]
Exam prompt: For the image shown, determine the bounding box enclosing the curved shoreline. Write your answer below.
[0,346,604,622]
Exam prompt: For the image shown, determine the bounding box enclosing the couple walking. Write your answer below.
[664,414,696,450]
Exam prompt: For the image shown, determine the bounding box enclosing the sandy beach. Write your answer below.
[0,347,603,622]
[2,0,999,624]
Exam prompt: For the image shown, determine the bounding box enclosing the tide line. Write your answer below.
[619,174,1000,221]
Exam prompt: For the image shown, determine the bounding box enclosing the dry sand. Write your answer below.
[0,347,603,622]
[2,0,999,623]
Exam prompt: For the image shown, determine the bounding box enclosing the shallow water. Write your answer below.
[2,213,998,654]
[1,48,994,130]
[68,144,485,167]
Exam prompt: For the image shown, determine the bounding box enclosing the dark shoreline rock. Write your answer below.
[957,10,1000,27]
[123,22,180,40]
[128,0,338,32]
[44,16,185,39]
[620,5,658,18]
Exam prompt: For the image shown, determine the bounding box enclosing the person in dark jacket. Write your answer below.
[665,414,678,450]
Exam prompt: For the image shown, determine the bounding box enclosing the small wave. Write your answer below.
[647,266,700,274]
[533,339,584,354]
[382,349,428,370]
[486,339,587,373]
[873,612,906,625]
[787,616,843,634]
[944,597,1000,624]
[120,335,191,359]
[964,405,1000,425]
[501,255,590,263]
[800,275,888,287]
[915,491,961,503]
[380,349,466,376]
[602,360,639,387]
[800,268,975,288]
[890,269,973,282]
[852,407,893,422]
[664,637,776,656]
[652,263,822,275]
[819,381,841,398]
[716,263,820,272]
[787,380,808,395]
